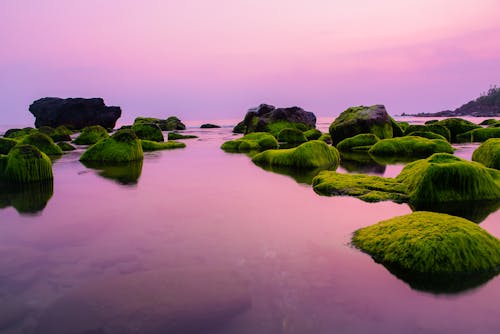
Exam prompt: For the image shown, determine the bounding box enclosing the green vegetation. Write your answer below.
[352,212,500,275]
[266,121,309,137]
[39,125,73,142]
[312,171,407,202]
[141,140,186,151]
[303,129,322,141]
[318,133,332,144]
[480,119,500,126]
[57,142,76,151]
[472,138,500,170]
[131,123,164,142]
[167,132,198,140]
[277,128,307,144]
[80,129,143,163]
[405,131,447,141]
[404,124,451,142]
[0,138,18,154]
[73,125,109,145]
[368,136,453,157]
[390,117,404,137]
[336,133,380,152]
[134,116,186,131]
[20,132,63,156]
[233,121,246,134]
[435,118,481,142]
[0,145,53,183]
[252,140,340,169]
[397,121,410,131]
[221,132,278,153]
[4,127,38,139]
[456,127,500,143]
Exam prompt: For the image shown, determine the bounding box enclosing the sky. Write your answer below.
[1,0,499,125]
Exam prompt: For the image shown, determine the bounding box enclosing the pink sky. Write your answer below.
[1,0,499,125]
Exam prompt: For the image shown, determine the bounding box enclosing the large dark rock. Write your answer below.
[29,97,121,130]
[234,104,316,134]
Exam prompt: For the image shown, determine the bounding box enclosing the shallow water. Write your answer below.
[0,120,499,333]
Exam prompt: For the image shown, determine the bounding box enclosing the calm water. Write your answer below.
[0,118,499,333]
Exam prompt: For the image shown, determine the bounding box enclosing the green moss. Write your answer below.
[141,140,186,151]
[390,117,404,137]
[20,133,63,156]
[57,142,76,151]
[405,131,447,141]
[167,132,198,140]
[233,121,246,134]
[221,132,278,152]
[352,211,500,276]
[277,128,307,143]
[39,125,72,142]
[368,136,453,157]
[0,138,18,154]
[164,116,186,130]
[131,123,164,142]
[4,127,38,139]
[337,133,380,152]
[456,127,500,143]
[0,145,53,183]
[479,119,499,126]
[303,129,322,141]
[81,160,143,185]
[397,121,410,131]
[318,133,332,144]
[266,121,309,137]
[312,171,407,202]
[424,120,439,125]
[252,140,340,169]
[397,153,500,205]
[472,138,500,170]
[80,129,143,163]
[435,118,481,142]
[404,124,451,142]
[73,125,109,145]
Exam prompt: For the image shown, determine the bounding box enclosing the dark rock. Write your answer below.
[29,97,121,130]
[200,123,221,128]
[234,104,316,134]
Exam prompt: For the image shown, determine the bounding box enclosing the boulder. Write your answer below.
[403,124,451,141]
[200,123,221,128]
[35,268,251,334]
[472,138,500,170]
[434,118,481,142]
[29,97,121,129]
[57,142,76,151]
[167,132,198,140]
[80,129,143,163]
[456,127,500,143]
[141,140,186,151]
[277,128,307,144]
[329,105,396,145]
[221,132,278,152]
[73,125,109,145]
[20,132,63,156]
[0,138,17,155]
[134,116,186,131]
[303,129,322,141]
[336,133,380,152]
[368,136,453,158]
[0,145,53,184]
[234,104,316,134]
[131,123,164,142]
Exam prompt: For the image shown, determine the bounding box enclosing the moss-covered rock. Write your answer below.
[0,138,18,155]
[368,136,453,158]
[390,117,404,137]
[221,133,278,153]
[303,129,322,141]
[80,129,143,163]
[277,128,307,144]
[405,131,447,141]
[73,125,109,145]
[456,127,500,143]
[266,121,309,137]
[397,153,500,205]
[472,138,500,170]
[39,125,72,142]
[4,127,38,139]
[141,140,186,151]
[167,132,198,140]
[480,119,499,126]
[403,124,451,142]
[318,133,332,144]
[20,132,63,156]
[313,171,407,202]
[329,105,395,145]
[352,212,500,292]
[435,118,481,142]
[131,123,164,142]
[0,145,53,183]
[134,116,186,131]
[252,140,340,169]
[397,121,410,131]
[232,121,246,134]
[336,133,380,152]
[57,142,76,151]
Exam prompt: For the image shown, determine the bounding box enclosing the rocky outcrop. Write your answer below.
[234,104,316,134]
[29,97,121,130]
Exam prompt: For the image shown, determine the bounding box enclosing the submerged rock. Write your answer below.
[403,124,451,142]
[3,127,38,139]
[434,118,481,142]
[29,97,121,129]
[141,140,186,151]
[336,133,380,152]
[200,123,221,128]
[252,140,340,170]
[352,212,500,293]
[303,129,322,141]
[35,268,251,334]
[221,132,278,153]
[456,127,500,143]
[472,138,500,170]
[0,145,53,184]
[368,136,453,158]
[404,131,447,141]
[329,105,397,145]
[134,116,186,131]
[73,125,109,145]
[39,125,73,142]
[57,142,76,151]
[20,132,63,156]
[80,129,143,163]
[131,123,164,142]
[277,128,307,144]
[167,132,198,140]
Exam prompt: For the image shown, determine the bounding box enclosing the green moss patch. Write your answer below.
[134,116,186,131]
[39,125,72,142]
[0,138,18,155]
[404,124,451,142]
[352,212,500,292]
[472,138,500,170]
[221,132,278,153]
[303,129,322,141]
[20,133,63,156]
[132,123,164,142]
[141,140,186,151]
[266,121,309,137]
[368,136,453,158]
[318,133,332,144]
[252,140,340,170]
[405,131,447,141]
[80,129,143,163]
[337,133,380,152]
[277,128,307,144]
[167,132,198,140]
[57,142,76,151]
[4,127,38,139]
[73,125,109,145]
[456,127,500,143]
[0,145,53,184]
[435,118,481,142]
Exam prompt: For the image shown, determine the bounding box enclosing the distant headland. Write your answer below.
[402,86,500,117]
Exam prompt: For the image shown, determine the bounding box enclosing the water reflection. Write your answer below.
[253,163,337,185]
[80,160,143,186]
[340,151,386,175]
[411,200,500,224]
[0,181,53,215]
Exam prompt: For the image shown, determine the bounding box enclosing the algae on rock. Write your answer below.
[221,132,278,153]
[336,133,380,152]
[73,125,109,145]
[368,136,453,158]
[141,140,186,151]
[472,138,500,170]
[80,129,143,163]
[20,132,63,156]
[0,145,53,184]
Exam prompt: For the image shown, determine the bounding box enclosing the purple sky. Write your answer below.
[1,0,499,125]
